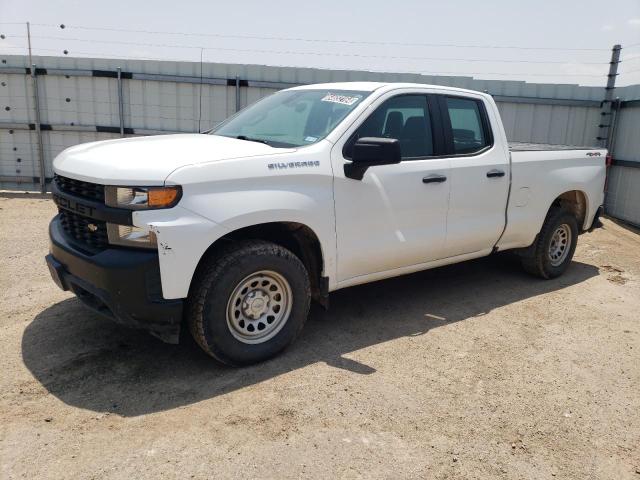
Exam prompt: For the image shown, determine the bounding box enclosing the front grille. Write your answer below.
[59,209,108,250]
[54,174,105,203]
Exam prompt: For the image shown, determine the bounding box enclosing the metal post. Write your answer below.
[117,67,124,137]
[31,64,46,193]
[198,48,204,133]
[26,22,33,67]
[235,75,241,112]
[607,98,621,156]
[597,44,621,148]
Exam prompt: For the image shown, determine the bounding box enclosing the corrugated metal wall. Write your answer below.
[497,103,601,145]
[604,93,640,226]
[1,54,638,225]
[605,165,640,226]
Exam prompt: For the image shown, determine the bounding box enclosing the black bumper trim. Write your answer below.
[47,217,183,343]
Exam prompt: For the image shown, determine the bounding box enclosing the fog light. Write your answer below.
[107,223,157,249]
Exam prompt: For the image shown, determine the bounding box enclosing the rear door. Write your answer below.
[436,94,510,257]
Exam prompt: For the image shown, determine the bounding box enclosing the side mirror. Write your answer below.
[344,137,401,180]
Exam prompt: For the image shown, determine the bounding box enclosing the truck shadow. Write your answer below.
[22,255,598,417]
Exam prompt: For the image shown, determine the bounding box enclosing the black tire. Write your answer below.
[521,207,579,279]
[187,240,310,366]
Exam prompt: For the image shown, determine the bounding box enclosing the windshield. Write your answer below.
[211,89,370,148]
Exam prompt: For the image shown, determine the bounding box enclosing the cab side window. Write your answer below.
[444,97,491,155]
[347,95,434,159]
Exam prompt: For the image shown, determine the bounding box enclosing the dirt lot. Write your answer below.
[1,194,639,480]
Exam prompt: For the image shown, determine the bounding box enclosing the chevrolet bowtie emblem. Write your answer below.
[87,223,98,232]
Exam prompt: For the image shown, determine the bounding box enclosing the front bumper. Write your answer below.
[46,216,183,343]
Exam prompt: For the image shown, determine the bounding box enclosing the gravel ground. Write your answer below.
[1,193,639,479]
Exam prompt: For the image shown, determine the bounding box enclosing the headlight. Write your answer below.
[105,185,181,210]
[107,223,157,249]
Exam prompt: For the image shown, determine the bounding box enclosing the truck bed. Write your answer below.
[508,142,601,152]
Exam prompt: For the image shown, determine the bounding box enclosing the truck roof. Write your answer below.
[291,81,486,97]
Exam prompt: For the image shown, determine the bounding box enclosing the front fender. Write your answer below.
[133,206,230,299]
[178,178,337,289]
[135,178,337,298]
[158,145,337,295]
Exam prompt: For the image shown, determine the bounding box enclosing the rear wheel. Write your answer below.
[521,207,578,279]
[187,240,310,366]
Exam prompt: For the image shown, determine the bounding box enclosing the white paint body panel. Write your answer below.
[440,90,511,258]
[496,150,606,250]
[330,87,452,282]
[51,82,607,300]
[53,134,289,185]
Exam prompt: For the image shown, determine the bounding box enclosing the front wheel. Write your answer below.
[187,240,310,366]
[521,207,579,279]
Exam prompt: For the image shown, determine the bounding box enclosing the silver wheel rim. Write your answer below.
[226,270,293,344]
[548,224,572,267]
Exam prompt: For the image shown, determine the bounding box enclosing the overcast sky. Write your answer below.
[1,0,639,86]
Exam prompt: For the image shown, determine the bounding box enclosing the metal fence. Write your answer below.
[604,97,640,227]
[1,54,639,225]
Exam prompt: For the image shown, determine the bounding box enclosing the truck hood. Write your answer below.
[53,134,291,185]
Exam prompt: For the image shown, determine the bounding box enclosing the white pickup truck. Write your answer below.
[46,82,606,365]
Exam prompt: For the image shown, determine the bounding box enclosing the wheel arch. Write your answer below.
[549,189,589,230]
[191,221,328,306]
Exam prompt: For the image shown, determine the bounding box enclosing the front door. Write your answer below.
[331,93,451,283]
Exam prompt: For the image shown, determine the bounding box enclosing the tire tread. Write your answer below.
[521,206,577,279]
[186,240,310,365]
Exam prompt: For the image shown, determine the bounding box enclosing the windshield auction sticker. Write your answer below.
[321,93,361,106]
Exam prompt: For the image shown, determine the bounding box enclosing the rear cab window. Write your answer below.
[443,96,493,155]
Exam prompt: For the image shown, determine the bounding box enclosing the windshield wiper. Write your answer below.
[235,135,270,145]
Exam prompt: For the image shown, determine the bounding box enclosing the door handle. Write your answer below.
[422,174,447,184]
[486,169,505,178]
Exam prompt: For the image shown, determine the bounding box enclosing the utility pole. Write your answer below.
[31,64,46,193]
[117,67,124,137]
[26,22,33,67]
[597,44,621,148]
[26,23,45,191]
